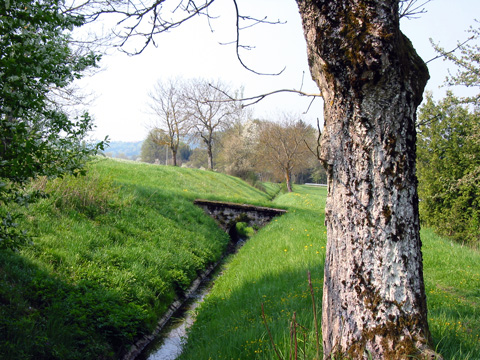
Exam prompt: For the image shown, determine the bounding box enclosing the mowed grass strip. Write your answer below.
[422,228,480,359]
[0,158,273,360]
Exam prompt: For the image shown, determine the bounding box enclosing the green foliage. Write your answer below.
[0,0,106,249]
[417,93,480,246]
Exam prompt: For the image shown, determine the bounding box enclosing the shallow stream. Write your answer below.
[136,238,246,360]
[139,284,209,360]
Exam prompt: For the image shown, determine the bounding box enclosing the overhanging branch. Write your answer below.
[208,84,322,108]
[230,0,285,76]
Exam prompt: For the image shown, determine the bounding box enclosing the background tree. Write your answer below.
[309,165,328,184]
[187,147,209,169]
[184,78,239,170]
[140,130,168,163]
[255,115,316,192]
[147,77,189,166]
[216,116,258,180]
[0,0,105,249]
[141,130,192,165]
[417,92,480,246]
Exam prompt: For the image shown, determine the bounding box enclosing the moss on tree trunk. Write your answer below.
[296,1,441,358]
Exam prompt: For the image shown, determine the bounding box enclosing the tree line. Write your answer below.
[141,77,325,191]
[416,27,480,247]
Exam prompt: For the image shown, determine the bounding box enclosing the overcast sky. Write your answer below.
[76,0,480,142]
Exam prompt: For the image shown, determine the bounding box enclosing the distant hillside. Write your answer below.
[103,141,143,160]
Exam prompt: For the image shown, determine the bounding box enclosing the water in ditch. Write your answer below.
[138,258,234,359]
[137,233,248,360]
[137,282,210,360]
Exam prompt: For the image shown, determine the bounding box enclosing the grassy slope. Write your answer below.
[1,159,478,359]
[180,185,480,360]
[0,158,277,360]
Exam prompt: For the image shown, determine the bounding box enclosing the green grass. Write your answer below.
[1,159,479,360]
[93,158,276,206]
[0,158,274,359]
[422,228,480,359]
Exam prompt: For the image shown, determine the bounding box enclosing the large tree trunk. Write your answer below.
[296,1,440,359]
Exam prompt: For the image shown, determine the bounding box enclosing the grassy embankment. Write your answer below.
[0,158,278,360]
[1,158,478,359]
[180,186,480,359]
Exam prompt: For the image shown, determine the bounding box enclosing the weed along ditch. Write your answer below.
[128,200,288,360]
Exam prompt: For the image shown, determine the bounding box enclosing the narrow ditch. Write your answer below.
[137,280,211,360]
[128,237,246,360]
[126,200,286,360]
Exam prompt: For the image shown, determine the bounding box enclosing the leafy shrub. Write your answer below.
[417,94,480,247]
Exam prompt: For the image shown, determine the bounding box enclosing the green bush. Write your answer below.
[417,93,480,247]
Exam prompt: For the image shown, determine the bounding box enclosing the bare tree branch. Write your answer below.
[304,117,323,162]
[73,0,287,74]
[208,84,322,108]
[229,0,285,76]
[399,0,432,20]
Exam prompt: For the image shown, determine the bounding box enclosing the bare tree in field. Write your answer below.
[147,78,189,166]
[83,0,441,358]
[256,116,316,192]
[184,78,239,170]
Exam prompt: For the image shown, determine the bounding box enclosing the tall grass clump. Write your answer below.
[30,164,127,218]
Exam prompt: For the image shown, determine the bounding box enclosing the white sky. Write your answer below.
[76,0,480,142]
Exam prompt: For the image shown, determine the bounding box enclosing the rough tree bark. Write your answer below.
[296,1,440,359]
